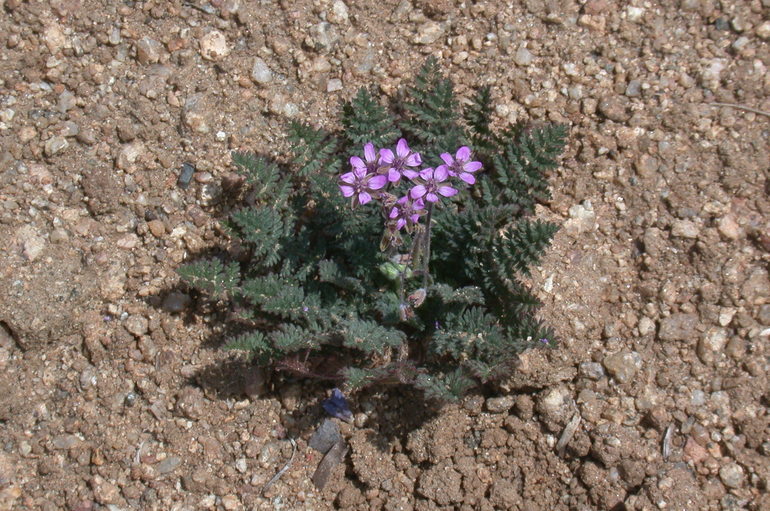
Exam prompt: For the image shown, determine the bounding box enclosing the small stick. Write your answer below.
[708,102,770,118]
[662,424,674,460]
[556,413,581,456]
[261,437,297,495]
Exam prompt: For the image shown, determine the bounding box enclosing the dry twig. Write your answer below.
[709,102,770,118]
[261,437,297,495]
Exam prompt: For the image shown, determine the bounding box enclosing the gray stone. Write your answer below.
[415,21,445,45]
[598,96,631,122]
[44,136,68,156]
[486,396,515,413]
[162,292,191,313]
[658,313,699,342]
[309,419,341,453]
[718,462,745,489]
[251,57,273,84]
[514,46,533,66]
[156,456,182,474]
[671,219,699,239]
[579,361,605,380]
[124,315,149,337]
[602,351,642,383]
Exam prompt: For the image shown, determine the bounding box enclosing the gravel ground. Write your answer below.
[0,0,768,510]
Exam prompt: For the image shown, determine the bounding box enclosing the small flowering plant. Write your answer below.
[179,58,567,401]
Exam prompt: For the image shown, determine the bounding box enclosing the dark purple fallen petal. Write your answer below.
[322,388,353,423]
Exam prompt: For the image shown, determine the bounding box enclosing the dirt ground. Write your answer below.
[1,0,769,509]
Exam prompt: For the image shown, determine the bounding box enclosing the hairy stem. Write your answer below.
[422,203,434,288]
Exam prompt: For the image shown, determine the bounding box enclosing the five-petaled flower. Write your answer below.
[379,139,422,182]
[409,166,458,203]
[440,146,483,184]
[339,166,388,205]
[389,196,426,231]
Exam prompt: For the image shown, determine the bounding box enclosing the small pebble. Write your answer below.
[124,315,149,337]
[718,462,745,489]
[156,456,182,474]
[199,30,230,60]
[177,163,195,189]
[44,136,68,156]
[514,46,533,66]
[602,351,642,384]
[486,396,515,413]
[251,57,273,84]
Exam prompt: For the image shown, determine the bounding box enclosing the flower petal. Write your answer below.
[438,185,458,197]
[410,185,427,199]
[425,192,439,203]
[409,213,420,223]
[358,192,372,204]
[419,167,434,180]
[389,206,400,219]
[396,139,409,158]
[402,169,419,180]
[404,153,422,167]
[413,198,426,210]
[464,161,483,172]
[368,175,388,190]
[459,173,476,185]
[396,218,406,230]
[350,156,365,169]
[339,185,355,197]
[364,143,377,163]
[434,165,449,181]
[439,153,453,165]
[379,148,394,164]
[456,146,471,161]
[397,195,409,206]
[340,171,356,184]
[388,168,401,182]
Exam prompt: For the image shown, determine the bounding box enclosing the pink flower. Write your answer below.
[380,139,422,183]
[339,167,388,205]
[439,146,483,185]
[389,196,426,231]
[409,166,458,203]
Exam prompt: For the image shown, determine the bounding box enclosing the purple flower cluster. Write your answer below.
[339,139,483,231]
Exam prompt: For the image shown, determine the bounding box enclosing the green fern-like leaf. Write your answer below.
[232,152,291,204]
[287,122,339,177]
[463,86,497,153]
[230,207,290,268]
[414,369,474,402]
[178,259,240,299]
[339,318,405,355]
[401,57,466,159]
[491,219,559,278]
[341,88,400,150]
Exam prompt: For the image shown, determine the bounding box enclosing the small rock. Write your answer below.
[757,304,770,325]
[176,387,205,420]
[43,23,67,53]
[536,386,572,432]
[177,163,195,189]
[328,0,349,24]
[658,313,699,342]
[44,136,68,156]
[579,361,605,380]
[671,219,699,239]
[199,31,230,60]
[757,21,770,40]
[309,419,341,453]
[415,21,445,45]
[136,37,163,64]
[251,57,273,84]
[116,141,146,170]
[308,22,339,53]
[156,456,182,474]
[602,351,642,384]
[598,96,631,122]
[563,201,596,234]
[52,434,81,450]
[326,78,343,92]
[19,226,46,262]
[583,0,609,15]
[696,327,727,365]
[125,315,149,337]
[162,292,191,313]
[221,495,240,510]
[638,316,656,336]
[718,463,745,489]
[486,396,515,413]
[183,94,211,134]
[58,90,76,113]
[514,46,533,66]
[147,219,165,238]
[625,6,644,22]
[92,476,122,505]
[625,80,641,97]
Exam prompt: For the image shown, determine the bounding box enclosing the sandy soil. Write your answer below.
[0,0,768,509]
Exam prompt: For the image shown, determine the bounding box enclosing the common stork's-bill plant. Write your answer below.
[179,58,567,401]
